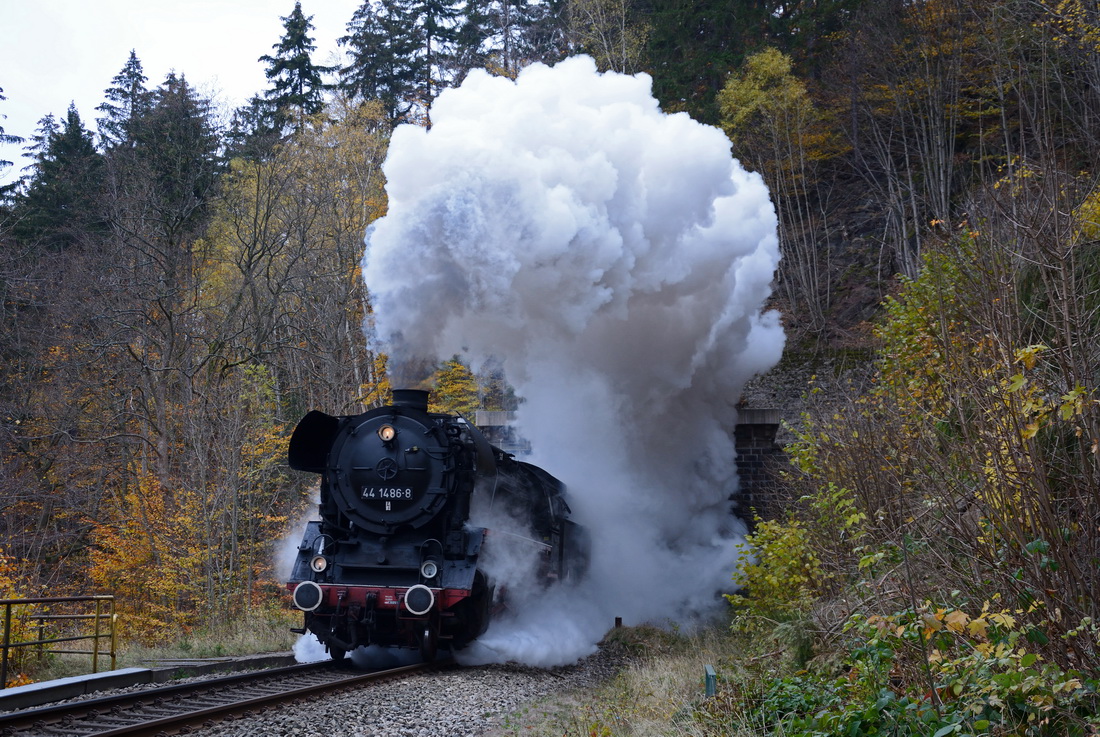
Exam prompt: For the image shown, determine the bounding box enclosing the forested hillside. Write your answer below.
[2,3,1099,719]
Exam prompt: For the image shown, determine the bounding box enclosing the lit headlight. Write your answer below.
[377,424,396,442]
[310,555,329,573]
[420,559,439,579]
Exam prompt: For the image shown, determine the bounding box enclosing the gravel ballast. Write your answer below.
[184,650,623,737]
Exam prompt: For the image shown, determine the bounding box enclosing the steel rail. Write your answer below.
[0,659,450,736]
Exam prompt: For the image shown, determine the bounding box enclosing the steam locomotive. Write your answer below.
[285,389,587,660]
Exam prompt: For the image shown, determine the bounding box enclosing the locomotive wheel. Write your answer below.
[419,626,438,662]
[329,646,347,661]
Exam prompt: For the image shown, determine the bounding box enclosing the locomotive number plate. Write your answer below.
[361,487,414,500]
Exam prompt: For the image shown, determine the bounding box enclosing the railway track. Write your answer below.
[0,659,449,736]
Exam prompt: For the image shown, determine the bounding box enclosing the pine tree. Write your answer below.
[452,0,494,80]
[12,104,104,247]
[1,85,23,172]
[415,0,465,108]
[19,113,59,179]
[522,0,570,65]
[450,0,562,81]
[95,50,151,148]
[224,95,282,162]
[258,2,333,132]
[339,0,568,121]
[340,0,470,121]
[123,73,221,231]
[339,0,565,120]
[475,0,569,76]
[339,0,422,121]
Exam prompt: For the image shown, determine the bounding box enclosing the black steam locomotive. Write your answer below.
[285,389,587,660]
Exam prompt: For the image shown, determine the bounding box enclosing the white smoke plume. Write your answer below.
[363,56,784,666]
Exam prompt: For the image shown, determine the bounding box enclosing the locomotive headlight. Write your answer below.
[404,584,435,616]
[419,559,439,580]
[377,424,396,442]
[310,555,329,573]
[292,581,323,611]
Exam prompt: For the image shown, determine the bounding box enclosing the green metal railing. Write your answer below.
[0,595,117,688]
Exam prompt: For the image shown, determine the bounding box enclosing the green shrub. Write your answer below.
[727,518,823,629]
[730,603,1100,736]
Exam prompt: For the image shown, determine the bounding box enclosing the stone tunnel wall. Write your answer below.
[732,408,788,527]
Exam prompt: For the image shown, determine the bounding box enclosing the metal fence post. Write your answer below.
[92,599,102,673]
[1,603,10,688]
[36,615,45,664]
[110,611,118,671]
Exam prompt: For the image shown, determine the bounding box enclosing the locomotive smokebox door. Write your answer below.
[331,406,450,534]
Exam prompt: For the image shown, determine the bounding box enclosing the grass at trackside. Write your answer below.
[120,608,300,665]
[490,621,787,737]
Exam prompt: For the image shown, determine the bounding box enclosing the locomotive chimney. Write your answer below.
[392,389,430,412]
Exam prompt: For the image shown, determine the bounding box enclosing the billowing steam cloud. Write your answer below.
[363,56,784,665]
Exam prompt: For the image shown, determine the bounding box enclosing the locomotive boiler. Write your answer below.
[285,389,587,660]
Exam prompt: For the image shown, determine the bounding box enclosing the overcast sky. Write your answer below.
[0,0,363,186]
